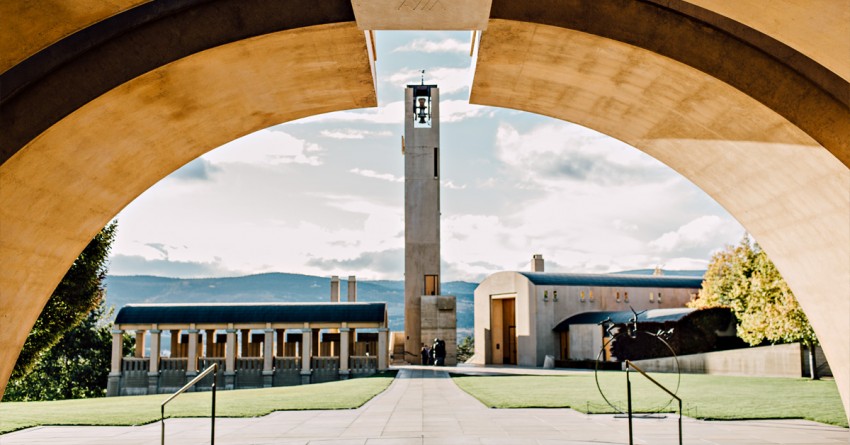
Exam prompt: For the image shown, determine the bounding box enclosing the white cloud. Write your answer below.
[203,129,322,166]
[392,38,469,54]
[350,168,404,183]
[649,215,735,253]
[320,129,392,139]
[386,67,471,94]
[441,180,466,190]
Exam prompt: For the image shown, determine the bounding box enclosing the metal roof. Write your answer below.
[518,272,703,288]
[552,308,696,331]
[115,302,386,325]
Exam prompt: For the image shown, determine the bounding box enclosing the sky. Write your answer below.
[108,31,745,282]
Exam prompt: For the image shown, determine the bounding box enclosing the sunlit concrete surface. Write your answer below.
[0,0,148,71]
[471,5,850,419]
[2,368,848,444]
[0,19,376,396]
[351,0,491,30]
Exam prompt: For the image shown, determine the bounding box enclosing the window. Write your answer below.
[434,147,439,179]
[424,275,438,295]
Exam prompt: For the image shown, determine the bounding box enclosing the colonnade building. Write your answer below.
[107,301,388,396]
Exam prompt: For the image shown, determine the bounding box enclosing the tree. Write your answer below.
[689,234,819,378]
[456,335,474,363]
[3,302,133,401]
[9,221,117,381]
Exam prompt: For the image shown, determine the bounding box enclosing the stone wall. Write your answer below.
[630,343,804,378]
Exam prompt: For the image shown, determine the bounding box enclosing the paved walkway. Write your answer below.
[3,368,847,444]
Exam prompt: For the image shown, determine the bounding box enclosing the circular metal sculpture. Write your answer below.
[593,308,681,414]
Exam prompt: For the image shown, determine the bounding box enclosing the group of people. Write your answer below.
[421,338,446,366]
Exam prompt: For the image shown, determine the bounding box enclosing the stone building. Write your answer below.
[471,255,702,367]
[107,302,388,396]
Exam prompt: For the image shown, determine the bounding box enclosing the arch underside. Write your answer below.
[470,18,849,416]
[1,0,848,420]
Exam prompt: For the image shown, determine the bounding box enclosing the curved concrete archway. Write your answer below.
[1,0,376,396]
[1,0,847,420]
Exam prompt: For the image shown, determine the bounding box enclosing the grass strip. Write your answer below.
[0,371,396,434]
[451,372,848,428]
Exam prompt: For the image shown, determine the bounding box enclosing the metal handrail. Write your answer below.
[624,360,682,445]
[161,362,218,445]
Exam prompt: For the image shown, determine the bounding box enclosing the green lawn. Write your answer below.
[0,371,395,434]
[452,372,848,427]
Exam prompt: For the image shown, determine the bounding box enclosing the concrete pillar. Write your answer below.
[263,328,274,388]
[187,329,199,373]
[107,328,123,396]
[276,329,285,356]
[301,328,312,384]
[340,328,351,380]
[347,276,357,302]
[134,330,145,357]
[330,276,340,302]
[531,254,544,272]
[170,329,179,357]
[225,328,237,390]
[148,328,161,394]
[378,328,389,371]
[404,84,441,364]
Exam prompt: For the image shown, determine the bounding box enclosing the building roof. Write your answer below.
[552,308,696,331]
[115,302,386,326]
[518,272,703,289]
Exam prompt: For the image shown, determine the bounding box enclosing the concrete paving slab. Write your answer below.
[1,367,847,444]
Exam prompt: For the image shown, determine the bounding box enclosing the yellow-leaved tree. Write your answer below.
[689,234,819,378]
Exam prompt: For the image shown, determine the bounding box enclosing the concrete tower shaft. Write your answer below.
[404,85,441,364]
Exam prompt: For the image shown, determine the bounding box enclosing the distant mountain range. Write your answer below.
[103,273,476,336]
[103,269,704,338]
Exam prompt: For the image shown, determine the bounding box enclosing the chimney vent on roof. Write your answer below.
[330,276,340,302]
[348,275,357,302]
[531,254,544,272]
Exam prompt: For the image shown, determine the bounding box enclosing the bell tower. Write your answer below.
[403,78,456,365]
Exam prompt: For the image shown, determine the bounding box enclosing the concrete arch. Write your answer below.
[471,1,849,416]
[1,0,375,396]
[1,0,847,420]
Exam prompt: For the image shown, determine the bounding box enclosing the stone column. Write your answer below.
[263,328,274,388]
[378,328,389,371]
[134,330,145,357]
[148,328,161,394]
[339,327,351,380]
[300,328,312,385]
[225,328,237,390]
[186,329,200,391]
[107,328,123,396]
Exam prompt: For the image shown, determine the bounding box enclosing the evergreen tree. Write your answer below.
[689,234,819,378]
[3,302,132,401]
[7,222,117,384]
